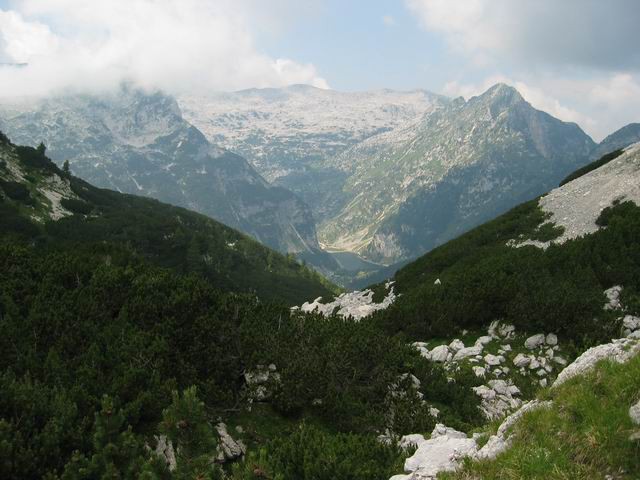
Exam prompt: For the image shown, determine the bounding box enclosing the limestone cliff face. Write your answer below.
[319,84,595,263]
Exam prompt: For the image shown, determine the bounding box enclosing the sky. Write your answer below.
[0,0,639,141]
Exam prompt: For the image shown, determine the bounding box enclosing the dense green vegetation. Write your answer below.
[0,241,483,479]
[558,148,624,186]
[442,354,640,479]
[374,197,640,350]
[232,424,405,480]
[0,133,335,305]
[2,133,639,479]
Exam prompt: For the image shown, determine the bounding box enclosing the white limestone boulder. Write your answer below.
[524,334,546,349]
[429,345,450,363]
[512,353,530,368]
[453,345,483,361]
[402,424,477,477]
[553,338,640,387]
[630,400,640,426]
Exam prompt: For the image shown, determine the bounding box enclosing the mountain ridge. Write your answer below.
[0,87,322,256]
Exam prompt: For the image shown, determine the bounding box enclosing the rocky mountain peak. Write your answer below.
[471,83,526,113]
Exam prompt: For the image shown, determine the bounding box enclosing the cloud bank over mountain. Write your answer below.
[407,0,640,141]
[0,0,328,98]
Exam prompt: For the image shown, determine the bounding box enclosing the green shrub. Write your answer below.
[60,197,93,215]
[0,180,33,204]
[231,423,405,480]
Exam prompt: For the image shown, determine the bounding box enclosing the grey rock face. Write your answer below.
[0,88,320,255]
[178,85,445,222]
[319,83,595,263]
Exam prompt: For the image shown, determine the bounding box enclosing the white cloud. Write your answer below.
[406,0,640,71]
[407,0,640,141]
[0,0,328,98]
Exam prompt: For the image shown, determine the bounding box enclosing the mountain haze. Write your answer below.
[179,85,447,222]
[0,88,321,256]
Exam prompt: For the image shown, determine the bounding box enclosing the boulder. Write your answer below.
[623,315,640,334]
[553,355,567,366]
[430,345,450,363]
[473,385,496,400]
[545,333,558,346]
[475,336,493,347]
[524,334,546,349]
[603,286,623,310]
[215,422,246,462]
[153,435,177,471]
[553,338,640,387]
[449,339,465,352]
[399,434,426,450]
[498,324,516,338]
[472,366,486,378]
[403,424,477,477]
[507,384,520,396]
[629,400,640,426]
[489,380,508,396]
[484,354,501,366]
[512,353,530,368]
[453,345,483,361]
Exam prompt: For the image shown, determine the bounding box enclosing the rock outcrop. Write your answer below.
[215,423,246,462]
[296,281,396,320]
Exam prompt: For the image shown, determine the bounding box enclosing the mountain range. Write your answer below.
[0,133,334,304]
[0,88,321,256]
[2,84,639,286]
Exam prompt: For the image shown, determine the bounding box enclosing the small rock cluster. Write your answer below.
[244,364,280,402]
[152,423,246,470]
[413,322,566,419]
[215,423,246,462]
[390,424,480,480]
[473,380,522,420]
[412,321,515,376]
[512,333,565,388]
[295,281,397,320]
[391,334,640,480]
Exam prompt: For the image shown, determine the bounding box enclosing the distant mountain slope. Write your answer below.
[372,145,640,343]
[0,88,320,255]
[590,122,640,160]
[0,133,336,304]
[319,84,596,264]
[179,85,446,221]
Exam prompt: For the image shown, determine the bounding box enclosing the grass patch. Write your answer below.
[441,353,640,479]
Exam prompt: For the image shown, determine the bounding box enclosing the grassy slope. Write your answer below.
[0,135,336,305]
[442,353,640,479]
